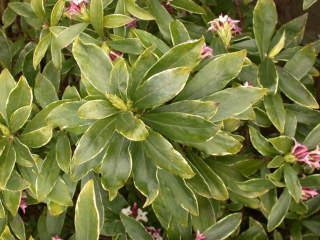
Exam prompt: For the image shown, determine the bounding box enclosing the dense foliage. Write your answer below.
[0,0,320,239]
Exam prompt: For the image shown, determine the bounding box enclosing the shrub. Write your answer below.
[0,0,319,239]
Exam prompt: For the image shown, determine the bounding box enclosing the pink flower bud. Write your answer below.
[302,187,319,200]
[109,50,123,61]
[52,235,64,240]
[125,18,138,28]
[243,81,252,87]
[195,231,206,240]
[292,141,309,163]
[19,194,27,215]
[201,45,213,59]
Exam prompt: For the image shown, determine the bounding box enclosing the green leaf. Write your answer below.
[35,148,60,201]
[0,143,16,189]
[188,152,229,200]
[133,67,191,109]
[50,0,65,26]
[253,0,277,58]
[2,8,17,29]
[142,112,218,143]
[71,151,105,181]
[55,133,71,173]
[267,189,291,232]
[73,38,112,93]
[73,117,116,165]
[9,105,32,133]
[0,69,16,121]
[9,2,37,18]
[120,214,152,240]
[236,178,274,193]
[303,0,318,10]
[152,100,219,120]
[202,86,267,122]
[2,190,20,216]
[48,177,73,206]
[115,111,149,141]
[8,213,25,240]
[103,14,133,28]
[268,136,293,154]
[303,123,320,149]
[31,0,45,19]
[269,32,286,58]
[169,20,190,45]
[130,142,159,207]
[0,30,12,69]
[132,29,169,57]
[78,100,118,120]
[90,0,104,37]
[191,196,216,232]
[258,57,278,93]
[264,93,286,133]
[19,126,52,148]
[177,50,247,100]
[106,38,144,55]
[249,126,278,157]
[170,0,205,14]
[52,23,88,49]
[189,131,242,156]
[34,73,58,108]
[274,14,308,48]
[50,40,62,70]
[127,47,158,98]
[147,0,173,41]
[109,58,129,98]
[284,45,316,80]
[143,130,194,179]
[158,170,198,216]
[154,181,189,226]
[6,76,32,121]
[47,101,93,130]
[0,226,15,240]
[284,164,302,203]
[33,31,51,69]
[125,0,154,20]
[62,86,81,100]
[100,134,132,200]
[203,213,242,240]
[75,180,99,240]
[278,67,319,109]
[13,138,33,168]
[145,38,203,78]
[6,170,30,191]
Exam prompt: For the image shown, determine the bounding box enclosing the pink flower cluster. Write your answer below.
[208,14,241,35]
[65,0,88,18]
[292,142,320,169]
[121,203,163,240]
[302,187,319,201]
[146,227,163,240]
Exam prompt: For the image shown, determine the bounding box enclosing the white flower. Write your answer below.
[121,206,132,216]
[136,208,148,222]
